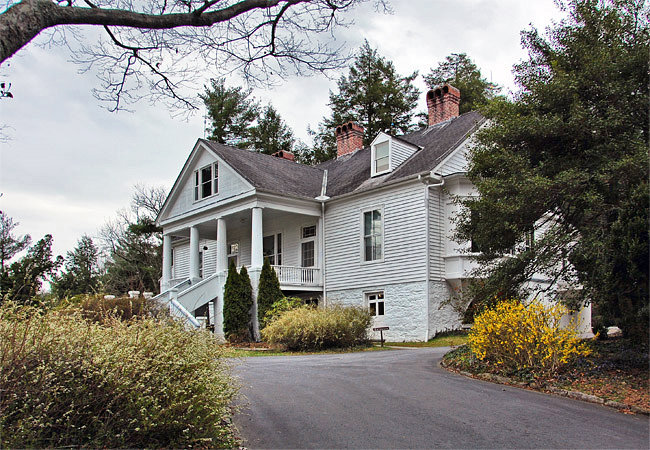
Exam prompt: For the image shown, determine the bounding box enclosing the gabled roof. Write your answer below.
[200,140,325,200]
[318,111,485,197]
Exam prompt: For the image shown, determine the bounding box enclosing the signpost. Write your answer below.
[373,326,389,347]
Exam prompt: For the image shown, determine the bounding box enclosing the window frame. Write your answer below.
[365,291,385,317]
[371,137,391,177]
[193,162,219,202]
[263,232,283,266]
[300,224,317,268]
[360,206,384,264]
[227,241,239,267]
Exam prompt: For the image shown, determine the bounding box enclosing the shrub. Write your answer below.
[468,299,591,373]
[260,296,304,329]
[257,258,283,327]
[66,293,166,323]
[223,261,252,341]
[0,303,237,448]
[262,305,372,351]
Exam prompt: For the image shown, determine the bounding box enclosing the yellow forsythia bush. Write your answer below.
[468,300,590,373]
[0,302,237,448]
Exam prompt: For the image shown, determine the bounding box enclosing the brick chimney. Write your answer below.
[335,122,364,158]
[426,84,460,126]
[271,150,295,161]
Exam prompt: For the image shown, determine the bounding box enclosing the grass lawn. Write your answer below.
[223,344,392,358]
[443,338,649,412]
[386,332,469,348]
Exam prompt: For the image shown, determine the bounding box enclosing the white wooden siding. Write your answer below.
[166,149,252,219]
[428,188,445,281]
[172,242,190,278]
[324,182,427,291]
[437,141,470,176]
[390,139,418,171]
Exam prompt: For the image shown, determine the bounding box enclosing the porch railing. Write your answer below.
[272,265,321,286]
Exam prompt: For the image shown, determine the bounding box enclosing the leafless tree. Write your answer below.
[0,0,388,111]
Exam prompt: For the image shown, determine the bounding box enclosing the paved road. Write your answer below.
[233,348,649,449]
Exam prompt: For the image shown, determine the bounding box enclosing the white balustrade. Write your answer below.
[272,265,321,286]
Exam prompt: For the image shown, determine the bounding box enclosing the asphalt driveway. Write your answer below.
[233,347,649,449]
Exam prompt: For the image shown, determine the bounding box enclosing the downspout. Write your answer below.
[315,170,330,307]
[418,171,444,341]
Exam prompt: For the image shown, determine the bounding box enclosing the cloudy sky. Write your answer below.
[0,0,562,259]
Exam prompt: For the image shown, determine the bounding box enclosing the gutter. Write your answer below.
[418,171,445,341]
[315,170,330,306]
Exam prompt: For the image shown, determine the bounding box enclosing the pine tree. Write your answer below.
[52,235,101,298]
[313,40,420,162]
[257,258,284,327]
[247,105,295,155]
[200,78,259,147]
[424,53,500,114]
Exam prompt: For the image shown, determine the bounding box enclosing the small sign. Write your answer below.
[373,326,389,331]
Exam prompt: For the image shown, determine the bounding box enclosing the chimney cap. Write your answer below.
[271,150,295,161]
[335,121,364,136]
[426,83,460,100]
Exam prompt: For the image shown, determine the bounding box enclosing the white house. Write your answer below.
[154,84,591,341]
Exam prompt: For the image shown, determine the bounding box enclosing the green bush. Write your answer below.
[0,302,237,448]
[257,259,283,327]
[262,305,372,351]
[260,296,304,329]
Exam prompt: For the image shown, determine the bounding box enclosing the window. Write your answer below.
[302,225,316,239]
[263,233,282,265]
[374,141,389,174]
[366,291,385,316]
[524,228,534,252]
[198,251,203,278]
[194,162,219,201]
[363,209,383,261]
[301,241,315,267]
[227,242,239,267]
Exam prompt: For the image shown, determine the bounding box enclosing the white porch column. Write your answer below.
[189,226,200,281]
[216,218,228,273]
[251,207,264,268]
[162,234,173,290]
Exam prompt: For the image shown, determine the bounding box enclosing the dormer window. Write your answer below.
[374,141,389,173]
[194,162,219,201]
[371,135,391,177]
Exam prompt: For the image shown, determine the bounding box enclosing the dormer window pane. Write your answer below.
[375,141,389,173]
[201,166,212,198]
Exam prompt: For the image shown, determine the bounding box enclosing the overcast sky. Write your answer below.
[0,0,562,259]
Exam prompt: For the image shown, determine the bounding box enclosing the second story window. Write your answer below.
[363,209,383,262]
[373,141,390,175]
[194,162,219,201]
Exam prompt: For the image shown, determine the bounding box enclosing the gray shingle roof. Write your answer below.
[201,140,324,199]
[200,111,485,200]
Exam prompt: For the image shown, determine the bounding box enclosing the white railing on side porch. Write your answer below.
[272,265,321,286]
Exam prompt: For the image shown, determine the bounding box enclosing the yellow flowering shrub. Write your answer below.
[468,299,590,373]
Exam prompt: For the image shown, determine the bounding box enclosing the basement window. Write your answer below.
[366,291,385,316]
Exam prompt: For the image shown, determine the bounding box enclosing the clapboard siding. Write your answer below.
[390,139,418,170]
[200,239,217,276]
[438,141,469,176]
[325,182,427,291]
[172,242,190,278]
[166,148,252,219]
[428,188,445,281]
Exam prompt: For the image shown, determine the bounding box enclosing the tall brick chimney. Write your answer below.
[335,122,364,158]
[426,84,460,126]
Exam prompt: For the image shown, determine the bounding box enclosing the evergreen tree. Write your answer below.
[455,0,649,341]
[239,266,254,338]
[0,211,31,272]
[247,105,295,155]
[314,41,420,161]
[200,78,259,147]
[0,234,63,304]
[424,53,500,114]
[52,235,101,298]
[257,258,284,327]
